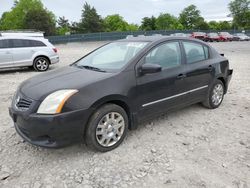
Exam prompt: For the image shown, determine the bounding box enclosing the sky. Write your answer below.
[0,0,232,24]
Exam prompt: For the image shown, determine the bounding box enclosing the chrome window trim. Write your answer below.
[142,85,208,107]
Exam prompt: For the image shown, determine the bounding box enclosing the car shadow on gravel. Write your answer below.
[0,66,58,74]
[16,103,205,157]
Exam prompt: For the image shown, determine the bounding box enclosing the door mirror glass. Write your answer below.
[140,63,162,75]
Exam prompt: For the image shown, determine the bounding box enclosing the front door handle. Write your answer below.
[5,51,11,54]
[208,65,213,72]
[177,74,186,79]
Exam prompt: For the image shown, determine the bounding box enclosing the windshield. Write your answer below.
[209,33,218,37]
[237,33,245,36]
[74,42,148,72]
[220,32,231,36]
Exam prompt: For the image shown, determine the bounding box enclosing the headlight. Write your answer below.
[37,89,78,114]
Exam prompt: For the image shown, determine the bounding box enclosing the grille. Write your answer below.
[15,97,33,111]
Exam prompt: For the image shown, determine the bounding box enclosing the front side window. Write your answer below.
[74,42,148,72]
[0,40,9,49]
[183,42,209,64]
[145,42,181,69]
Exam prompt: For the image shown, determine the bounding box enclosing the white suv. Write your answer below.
[0,36,59,71]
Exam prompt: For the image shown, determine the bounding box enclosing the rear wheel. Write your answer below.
[202,80,225,109]
[33,57,49,72]
[85,104,128,152]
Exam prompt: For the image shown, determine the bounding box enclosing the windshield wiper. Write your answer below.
[77,65,106,72]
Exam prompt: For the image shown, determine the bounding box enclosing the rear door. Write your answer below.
[135,41,188,120]
[0,39,13,68]
[9,39,35,67]
[182,41,214,102]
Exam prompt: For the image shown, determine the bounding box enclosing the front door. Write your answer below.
[135,41,188,121]
[0,39,13,68]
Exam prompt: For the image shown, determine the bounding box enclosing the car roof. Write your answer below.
[118,36,207,44]
[0,36,47,41]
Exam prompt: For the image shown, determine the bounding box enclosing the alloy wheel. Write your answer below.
[96,112,125,147]
[36,59,49,71]
[211,83,224,106]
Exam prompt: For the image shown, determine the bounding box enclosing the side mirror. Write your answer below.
[140,63,162,75]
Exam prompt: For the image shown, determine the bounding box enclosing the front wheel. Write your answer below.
[85,104,128,152]
[33,57,50,72]
[202,80,225,109]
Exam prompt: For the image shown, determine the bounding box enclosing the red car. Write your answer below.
[191,32,206,41]
[205,33,221,42]
[218,32,234,41]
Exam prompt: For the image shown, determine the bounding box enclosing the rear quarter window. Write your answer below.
[30,40,46,47]
[183,42,209,64]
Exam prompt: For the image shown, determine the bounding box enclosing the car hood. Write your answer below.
[20,66,114,101]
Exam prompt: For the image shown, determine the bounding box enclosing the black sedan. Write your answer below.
[9,36,233,152]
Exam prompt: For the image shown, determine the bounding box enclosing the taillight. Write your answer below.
[53,48,58,53]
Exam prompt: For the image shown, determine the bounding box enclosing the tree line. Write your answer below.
[0,0,249,36]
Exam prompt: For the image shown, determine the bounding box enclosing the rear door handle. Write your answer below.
[177,74,186,79]
[5,51,11,54]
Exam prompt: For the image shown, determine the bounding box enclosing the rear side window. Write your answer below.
[10,39,46,48]
[12,39,30,48]
[183,42,209,64]
[0,40,9,49]
[145,42,182,69]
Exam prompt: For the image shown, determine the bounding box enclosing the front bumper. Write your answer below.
[9,107,92,148]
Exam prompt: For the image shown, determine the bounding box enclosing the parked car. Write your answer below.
[205,33,221,42]
[218,32,234,41]
[0,30,44,37]
[9,36,233,152]
[191,32,206,41]
[0,36,59,71]
[233,33,250,41]
[170,33,189,37]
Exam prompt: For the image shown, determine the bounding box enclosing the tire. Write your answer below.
[85,104,129,152]
[202,80,225,109]
[33,57,50,72]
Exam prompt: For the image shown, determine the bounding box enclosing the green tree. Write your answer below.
[104,14,129,32]
[23,9,56,35]
[179,5,205,29]
[208,21,220,30]
[126,24,139,31]
[229,0,250,29]
[196,18,209,30]
[0,0,44,30]
[218,21,232,30]
[156,13,183,30]
[57,16,70,28]
[57,16,70,35]
[69,22,81,34]
[140,16,156,31]
[79,2,104,33]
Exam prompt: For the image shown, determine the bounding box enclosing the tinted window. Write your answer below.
[0,40,9,49]
[11,39,30,48]
[30,40,46,47]
[10,39,46,48]
[183,42,209,64]
[145,42,181,69]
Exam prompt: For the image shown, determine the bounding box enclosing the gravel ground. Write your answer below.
[0,41,249,188]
